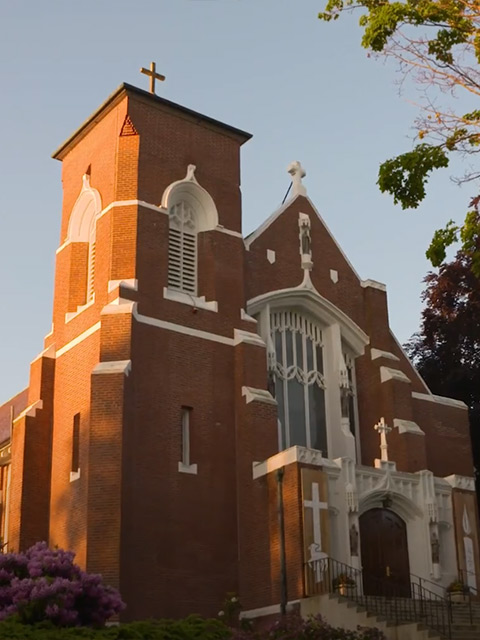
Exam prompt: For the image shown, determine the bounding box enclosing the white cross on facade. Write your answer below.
[287,161,307,197]
[374,417,392,462]
[304,482,328,581]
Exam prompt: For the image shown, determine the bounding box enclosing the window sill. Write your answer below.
[70,469,81,483]
[163,288,218,312]
[178,462,198,475]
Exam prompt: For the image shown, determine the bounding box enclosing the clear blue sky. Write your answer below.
[0,0,469,402]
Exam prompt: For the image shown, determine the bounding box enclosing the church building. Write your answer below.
[0,77,479,622]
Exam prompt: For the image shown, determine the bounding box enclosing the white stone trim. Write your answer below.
[330,269,338,284]
[444,475,475,491]
[390,332,431,392]
[12,400,43,424]
[56,322,101,358]
[101,299,136,315]
[92,360,132,376]
[215,225,243,238]
[31,344,56,363]
[371,348,400,362]
[247,287,369,356]
[65,296,96,323]
[108,279,138,293]
[178,462,198,475]
[267,249,276,264]
[380,366,411,384]
[393,418,425,436]
[163,287,218,312]
[361,279,386,291]
[412,391,468,410]
[239,600,300,620]
[253,446,340,479]
[69,469,81,483]
[240,309,257,323]
[234,329,265,348]
[57,200,168,252]
[242,386,276,406]
[133,308,234,346]
[162,168,219,233]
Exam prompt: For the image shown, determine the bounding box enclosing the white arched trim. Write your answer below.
[67,174,102,242]
[247,287,369,356]
[359,490,423,521]
[161,164,218,233]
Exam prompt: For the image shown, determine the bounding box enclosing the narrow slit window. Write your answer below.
[72,413,80,473]
[181,407,192,466]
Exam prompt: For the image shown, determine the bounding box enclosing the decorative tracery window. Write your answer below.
[340,351,356,437]
[168,201,197,295]
[270,311,328,454]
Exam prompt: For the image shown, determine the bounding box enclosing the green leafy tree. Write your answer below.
[405,242,480,488]
[319,0,480,270]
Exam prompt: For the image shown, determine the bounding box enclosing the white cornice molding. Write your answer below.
[412,391,468,410]
[380,366,411,384]
[92,360,132,376]
[252,446,340,479]
[12,400,43,424]
[214,225,243,239]
[101,299,136,315]
[108,279,138,293]
[163,287,218,312]
[31,344,56,364]
[247,286,369,356]
[234,329,265,348]
[65,296,95,323]
[371,348,399,362]
[133,306,234,346]
[56,322,101,358]
[393,418,425,436]
[240,309,257,323]
[390,332,430,393]
[444,474,475,491]
[241,386,276,406]
[361,279,386,292]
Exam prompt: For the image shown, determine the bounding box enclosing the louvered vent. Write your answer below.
[168,202,197,295]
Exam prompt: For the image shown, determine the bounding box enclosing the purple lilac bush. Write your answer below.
[0,542,124,626]
[232,613,386,640]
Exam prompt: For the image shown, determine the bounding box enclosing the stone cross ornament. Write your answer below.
[288,161,307,197]
[374,417,392,462]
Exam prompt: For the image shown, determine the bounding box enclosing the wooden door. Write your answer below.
[359,508,411,597]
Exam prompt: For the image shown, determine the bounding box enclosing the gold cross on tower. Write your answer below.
[140,61,166,95]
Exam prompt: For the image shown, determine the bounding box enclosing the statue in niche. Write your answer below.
[349,523,359,556]
[301,224,311,256]
[431,530,440,565]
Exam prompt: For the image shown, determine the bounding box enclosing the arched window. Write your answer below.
[168,201,197,295]
[270,311,327,454]
[65,174,102,311]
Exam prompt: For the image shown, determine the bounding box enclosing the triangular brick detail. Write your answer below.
[120,115,138,137]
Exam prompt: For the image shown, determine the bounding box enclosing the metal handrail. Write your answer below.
[304,557,452,639]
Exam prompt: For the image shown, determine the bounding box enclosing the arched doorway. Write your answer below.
[359,508,411,597]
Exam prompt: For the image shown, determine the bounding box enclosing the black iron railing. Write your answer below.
[304,557,452,639]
